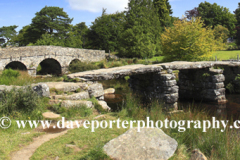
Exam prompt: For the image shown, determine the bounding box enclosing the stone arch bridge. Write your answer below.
[0,46,105,75]
[68,61,240,110]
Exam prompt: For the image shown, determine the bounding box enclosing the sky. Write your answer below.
[0,0,239,32]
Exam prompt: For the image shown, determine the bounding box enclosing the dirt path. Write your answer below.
[11,120,84,160]
[11,130,68,160]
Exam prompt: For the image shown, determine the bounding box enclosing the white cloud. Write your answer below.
[67,0,129,13]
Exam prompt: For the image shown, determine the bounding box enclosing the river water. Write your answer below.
[101,79,240,121]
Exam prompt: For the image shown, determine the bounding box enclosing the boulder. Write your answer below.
[98,101,111,111]
[104,88,115,94]
[32,83,50,97]
[190,149,208,160]
[88,83,104,98]
[103,127,178,160]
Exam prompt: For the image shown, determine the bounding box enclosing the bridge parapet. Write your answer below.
[0,46,105,60]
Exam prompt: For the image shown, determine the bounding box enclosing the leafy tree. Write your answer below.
[73,22,89,48]
[161,17,223,61]
[153,0,172,28]
[13,25,37,46]
[30,6,73,43]
[234,3,240,45]
[185,7,199,20]
[0,25,18,46]
[32,28,82,48]
[213,25,229,43]
[189,2,236,37]
[64,27,83,48]
[87,9,125,52]
[118,0,161,58]
[234,3,240,25]
[30,33,64,46]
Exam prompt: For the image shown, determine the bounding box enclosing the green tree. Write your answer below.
[30,6,73,43]
[213,25,229,43]
[0,25,18,46]
[31,33,64,46]
[153,0,172,28]
[32,27,82,48]
[73,22,89,48]
[87,9,125,52]
[13,25,37,46]
[234,3,240,25]
[197,2,236,36]
[64,27,83,48]
[234,3,240,45]
[118,0,161,58]
[161,17,223,61]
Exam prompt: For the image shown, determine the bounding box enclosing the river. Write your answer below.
[101,79,240,121]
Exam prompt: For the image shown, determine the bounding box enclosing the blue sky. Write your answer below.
[0,0,239,32]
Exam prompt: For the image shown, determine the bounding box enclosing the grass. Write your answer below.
[211,50,240,60]
[0,125,44,160]
[147,56,164,62]
[30,117,127,160]
[0,69,62,86]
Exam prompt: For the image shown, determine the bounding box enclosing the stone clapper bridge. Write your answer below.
[1,46,239,109]
[0,46,105,75]
[68,61,240,110]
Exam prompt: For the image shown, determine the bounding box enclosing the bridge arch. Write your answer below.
[5,61,27,71]
[69,59,81,66]
[37,58,62,75]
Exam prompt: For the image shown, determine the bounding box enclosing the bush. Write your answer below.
[1,69,20,78]
[161,17,224,61]
[0,69,20,85]
[0,86,46,119]
[69,61,99,73]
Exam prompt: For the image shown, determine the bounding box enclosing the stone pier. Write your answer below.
[129,70,178,110]
[178,68,226,104]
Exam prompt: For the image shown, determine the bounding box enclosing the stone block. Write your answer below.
[211,74,225,83]
[161,80,177,87]
[66,92,90,100]
[88,83,104,98]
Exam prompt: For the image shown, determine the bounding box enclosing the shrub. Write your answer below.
[69,61,99,73]
[1,69,20,78]
[0,86,46,119]
[0,69,20,85]
[161,17,224,61]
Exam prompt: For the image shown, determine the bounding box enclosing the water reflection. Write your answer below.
[178,94,240,121]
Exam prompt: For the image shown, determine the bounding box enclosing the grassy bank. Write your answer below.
[26,93,240,160]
